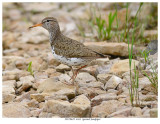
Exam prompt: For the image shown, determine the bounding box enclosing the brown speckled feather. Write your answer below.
[52,34,105,59]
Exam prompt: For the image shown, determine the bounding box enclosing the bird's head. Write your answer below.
[29,17,60,33]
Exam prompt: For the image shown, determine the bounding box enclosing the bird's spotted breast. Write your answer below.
[51,46,91,66]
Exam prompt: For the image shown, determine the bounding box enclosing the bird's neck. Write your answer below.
[49,29,61,45]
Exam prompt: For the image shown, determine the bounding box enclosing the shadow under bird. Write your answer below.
[29,17,110,84]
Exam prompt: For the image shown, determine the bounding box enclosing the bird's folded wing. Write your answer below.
[54,37,105,59]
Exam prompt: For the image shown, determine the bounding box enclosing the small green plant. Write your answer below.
[128,31,135,106]
[140,50,158,94]
[94,11,117,40]
[115,4,120,42]
[27,61,33,75]
[95,16,106,40]
[106,11,117,40]
[123,3,129,41]
[128,3,143,106]
[139,49,152,68]
[133,62,140,106]
[140,50,151,62]
[137,49,158,95]
[143,66,158,94]
[122,2,144,43]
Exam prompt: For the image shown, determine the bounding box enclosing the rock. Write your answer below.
[14,91,35,102]
[27,99,39,108]
[76,72,96,83]
[3,32,20,49]
[142,107,150,118]
[105,75,122,90]
[55,64,71,72]
[17,75,34,93]
[64,22,77,34]
[110,59,139,75]
[25,57,48,71]
[3,56,25,70]
[30,93,45,102]
[3,80,16,94]
[139,94,157,102]
[146,53,158,73]
[81,65,98,76]
[30,108,42,117]
[37,78,76,98]
[9,9,21,20]
[145,40,158,55]
[84,42,133,57]
[108,107,132,117]
[140,101,157,107]
[15,59,27,70]
[45,68,60,77]
[33,72,49,89]
[39,112,53,118]
[54,89,76,100]
[139,3,153,21]
[138,77,151,90]
[3,80,16,103]
[58,74,71,83]
[122,71,137,84]
[23,3,58,12]
[3,94,16,103]
[91,93,117,106]
[96,64,112,74]
[2,69,30,81]
[131,107,143,116]
[43,95,91,117]
[91,100,124,117]
[78,81,104,89]
[129,3,141,17]
[107,89,118,94]
[3,74,17,81]
[77,87,106,99]
[90,58,109,66]
[34,72,48,80]
[17,28,48,44]
[3,102,32,118]
[47,52,60,66]
[45,94,68,101]
[150,108,158,118]
[73,94,90,106]
[118,98,126,103]
[97,73,112,84]
[39,102,45,109]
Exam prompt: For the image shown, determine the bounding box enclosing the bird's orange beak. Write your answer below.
[29,23,42,29]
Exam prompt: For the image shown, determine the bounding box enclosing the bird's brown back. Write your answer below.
[52,34,105,59]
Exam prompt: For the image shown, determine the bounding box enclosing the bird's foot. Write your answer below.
[69,65,87,85]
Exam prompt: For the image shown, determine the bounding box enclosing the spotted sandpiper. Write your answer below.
[29,17,109,84]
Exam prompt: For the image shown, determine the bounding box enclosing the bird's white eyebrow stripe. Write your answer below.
[42,19,56,23]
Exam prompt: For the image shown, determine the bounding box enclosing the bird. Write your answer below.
[29,17,110,85]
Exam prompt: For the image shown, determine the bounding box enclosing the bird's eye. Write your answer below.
[46,20,50,22]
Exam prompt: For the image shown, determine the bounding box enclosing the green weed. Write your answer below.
[106,11,117,40]
[143,66,158,94]
[128,3,143,106]
[94,11,117,40]
[27,61,33,75]
[139,50,158,94]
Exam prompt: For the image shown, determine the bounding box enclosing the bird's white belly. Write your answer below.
[51,48,89,66]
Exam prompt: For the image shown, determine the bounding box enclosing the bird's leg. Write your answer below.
[70,65,87,84]
[70,66,75,81]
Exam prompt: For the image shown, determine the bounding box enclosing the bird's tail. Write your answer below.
[94,51,111,58]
